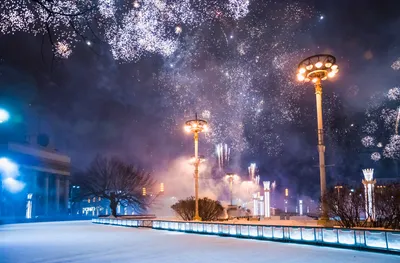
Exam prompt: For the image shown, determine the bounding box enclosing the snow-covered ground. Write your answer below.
[0,221,398,263]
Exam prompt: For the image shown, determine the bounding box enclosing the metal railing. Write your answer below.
[92,218,400,254]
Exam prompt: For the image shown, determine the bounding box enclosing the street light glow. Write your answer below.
[297,74,305,81]
[3,177,25,193]
[328,72,336,78]
[315,62,323,68]
[0,157,19,178]
[297,54,338,84]
[0,108,10,123]
[184,115,208,133]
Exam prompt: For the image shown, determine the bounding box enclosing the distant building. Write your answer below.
[0,139,70,220]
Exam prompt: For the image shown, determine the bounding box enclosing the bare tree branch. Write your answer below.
[73,155,157,217]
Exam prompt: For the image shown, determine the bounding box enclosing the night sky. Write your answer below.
[0,0,399,198]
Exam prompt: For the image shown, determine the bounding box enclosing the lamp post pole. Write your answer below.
[229,177,233,206]
[315,78,328,221]
[185,114,208,221]
[193,131,200,221]
[226,173,236,206]
[297,54,339,225]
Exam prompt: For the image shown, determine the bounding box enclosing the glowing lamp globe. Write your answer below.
[297,54,338,83]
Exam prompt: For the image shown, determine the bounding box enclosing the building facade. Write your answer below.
[0,141,70,220]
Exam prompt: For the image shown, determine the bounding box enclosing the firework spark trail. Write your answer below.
[158,1,315,157]
[363,87,400,161]
[396,107,400,135]
[216,143,230,169]
[226,0,251,20]
[3,1,323,160]
[0,0,248,60]
[248,163,256,181]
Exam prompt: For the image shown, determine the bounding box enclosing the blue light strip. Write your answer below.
[91,218,400,253]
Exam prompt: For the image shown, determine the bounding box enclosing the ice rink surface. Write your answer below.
[0,221,398,263]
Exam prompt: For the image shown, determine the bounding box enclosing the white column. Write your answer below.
[55,175,60,214]
[252,193,259,216]
[362,169,376,221]
[315,80,328,221]
[259,196,264,217]
[263,181,271,218]
[44,174,49,216]
[299,200,303,216]
[64,178,69,214]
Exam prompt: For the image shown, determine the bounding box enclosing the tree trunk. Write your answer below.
[110,193,118,217]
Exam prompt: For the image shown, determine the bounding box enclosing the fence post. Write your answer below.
[300,227,303,241]
[314,228,317,243]
[336,229,339,244]
[363,231,367,247]
[385,232,389,251]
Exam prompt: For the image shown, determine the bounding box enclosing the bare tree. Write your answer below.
[325,186,366,228]
[374,183,400,229]
[171,197,224,221]
[74,156,157,217]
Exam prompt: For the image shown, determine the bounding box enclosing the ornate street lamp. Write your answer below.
[362,169,376,221]
[226,173,238,206]
[263,181,271,218]
[184,114,208,221]
[297,54,339,224]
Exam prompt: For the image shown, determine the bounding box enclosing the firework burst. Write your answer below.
[362,87,400,161]
[392,58,400,71]
[361,136,375,147]
[383,135,400,159]
[371,152,381,162]
[0,0,250,60]
[158,1,316,156]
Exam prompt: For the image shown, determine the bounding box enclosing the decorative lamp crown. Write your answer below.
[263,181,271,191]
[184,113,208,133]
[362,168,374,181]
[297,54,338,83]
